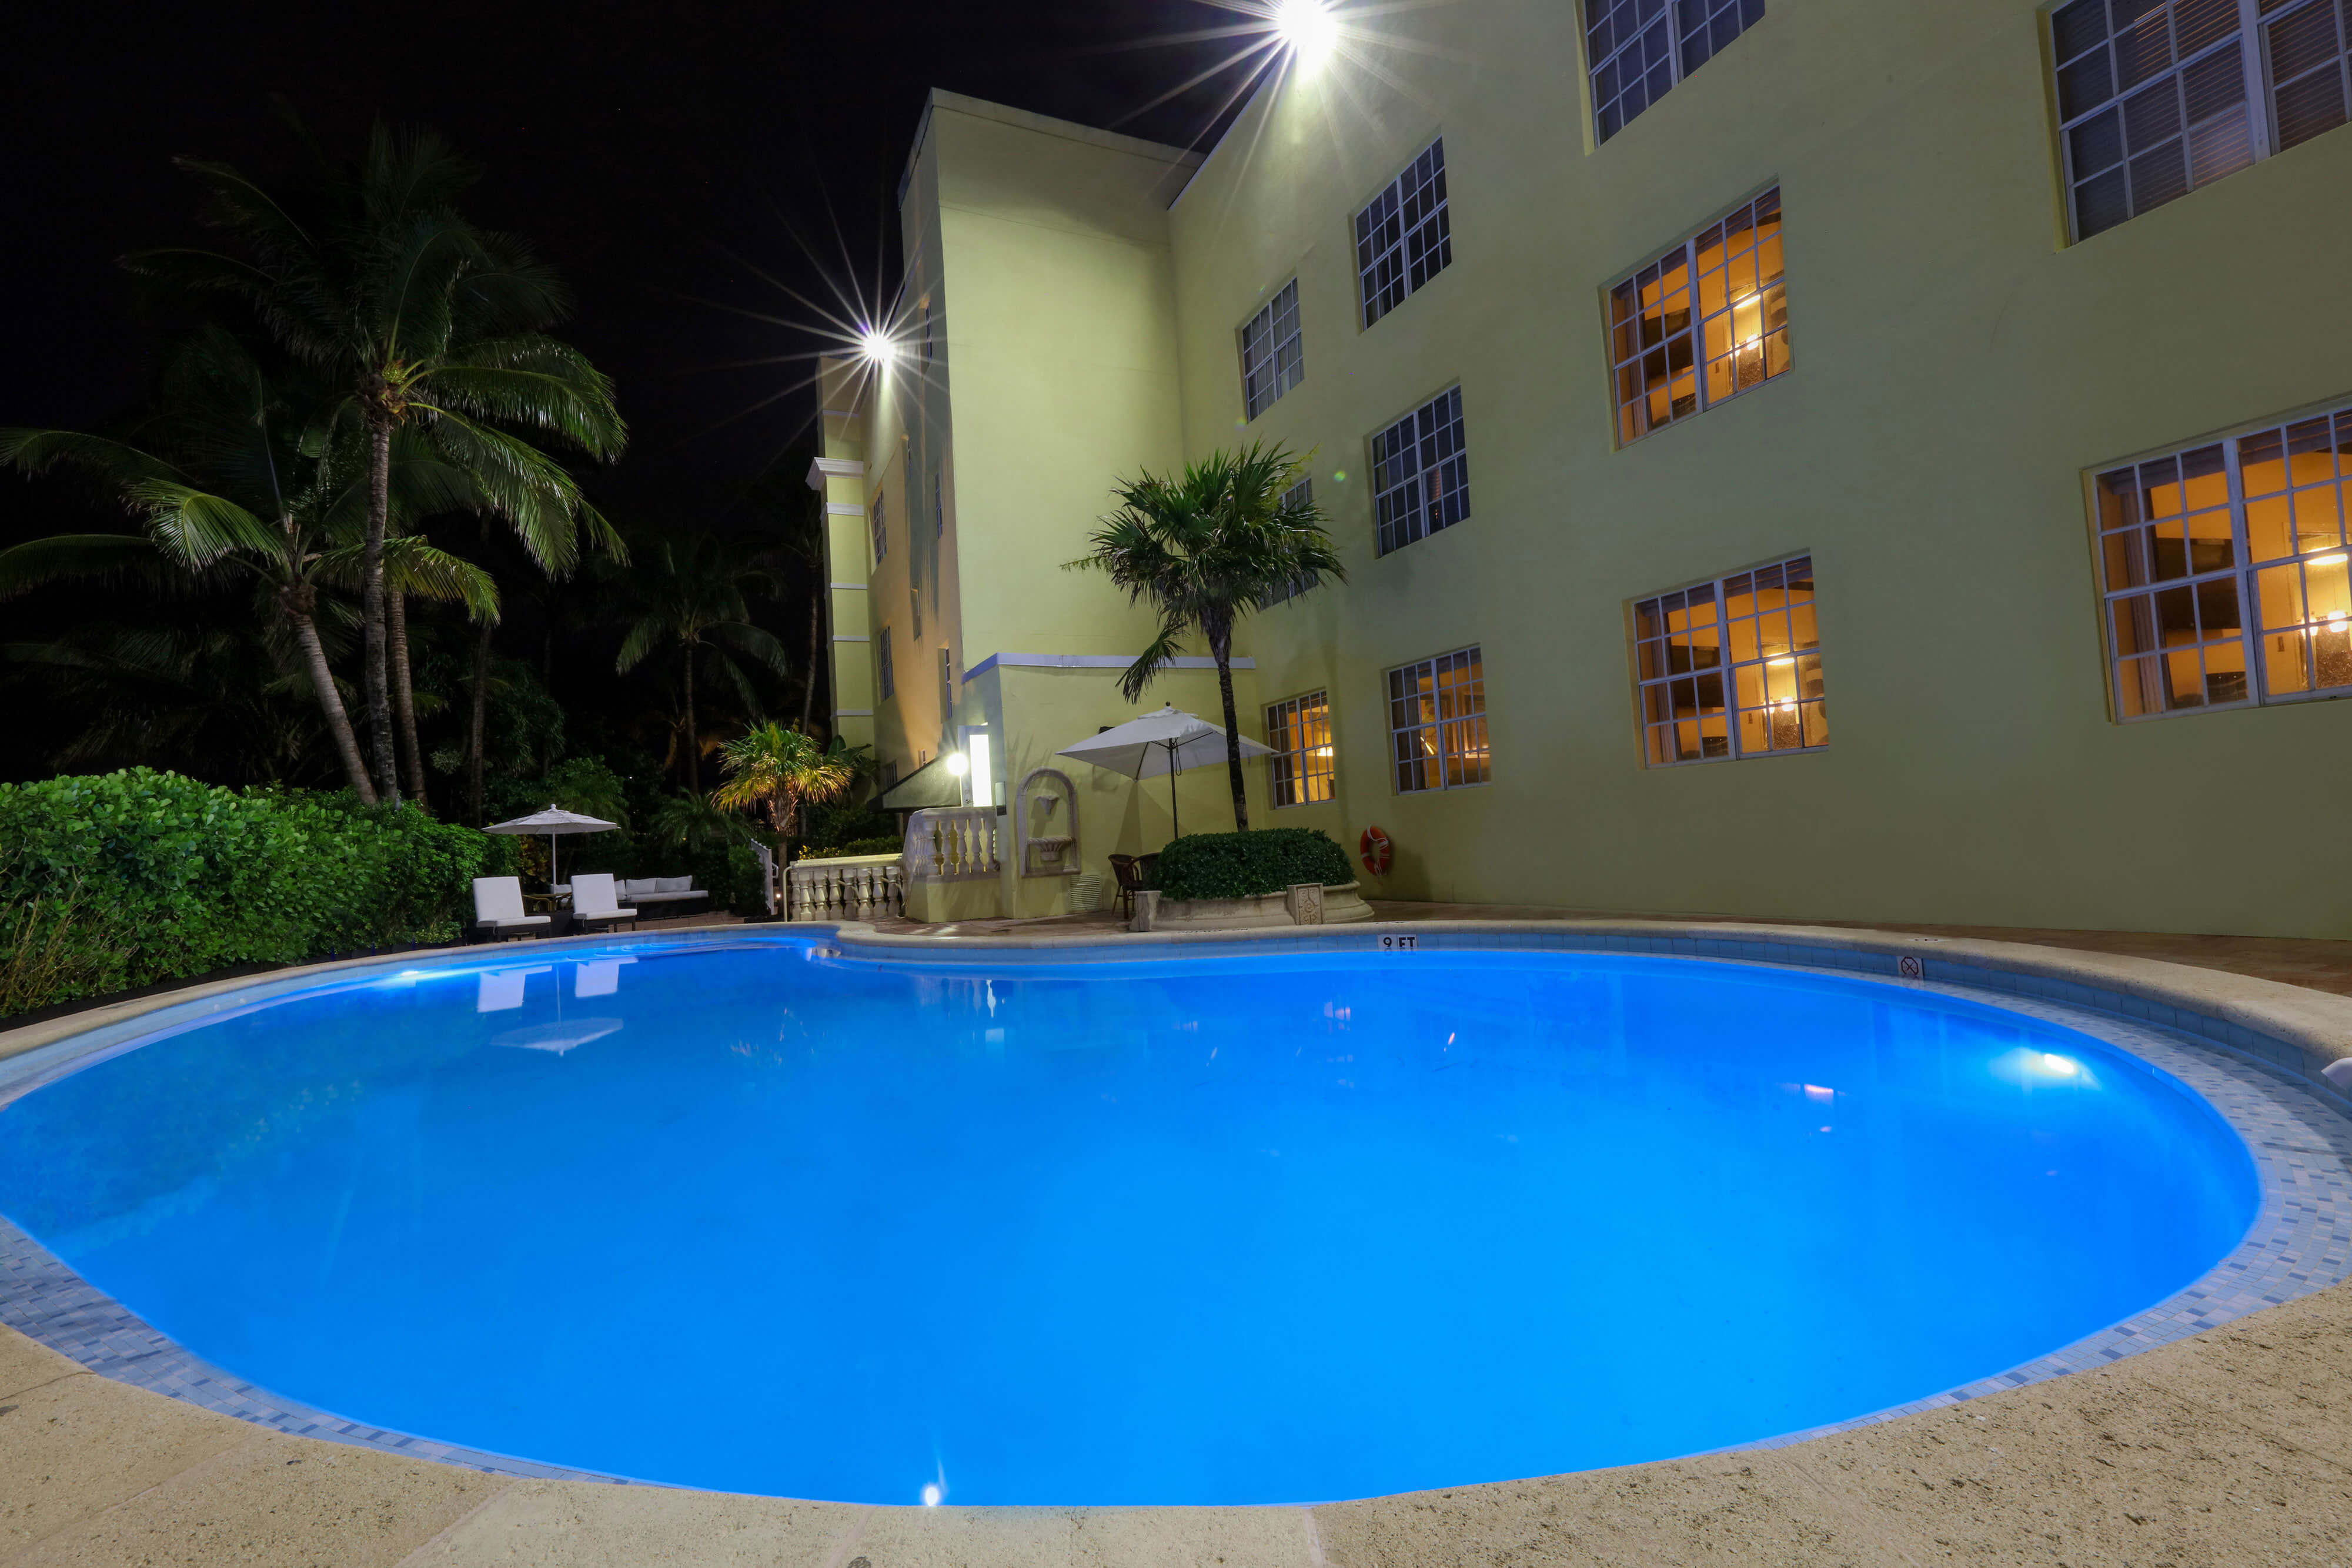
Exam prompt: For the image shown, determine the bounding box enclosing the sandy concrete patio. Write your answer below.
[2,912,2348,1567]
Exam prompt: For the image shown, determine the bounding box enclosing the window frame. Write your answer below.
[1265,690,1338,808]
[877,626,895,701]
[1630,553,1828,767]
[870,491,888,566]
[2048,0,2352,244]
[2092,400,2352,723]
[1369,386,1471,557]
[1606,186,1790,448]
[1583,0,1766,146]
[1239,279,1305,422]
[1354,137,1452,330]
[1386,646,1491,794]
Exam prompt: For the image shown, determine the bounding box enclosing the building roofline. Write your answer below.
[897,88,1204,209]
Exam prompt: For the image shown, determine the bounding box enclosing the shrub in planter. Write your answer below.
[1150,828,1353,901]
[797,836,903,860]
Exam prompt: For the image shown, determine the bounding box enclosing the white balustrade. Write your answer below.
[785,852,905,922]
[903,807,1002,883]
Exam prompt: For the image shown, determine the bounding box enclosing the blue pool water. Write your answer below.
[0,939,2257,1505]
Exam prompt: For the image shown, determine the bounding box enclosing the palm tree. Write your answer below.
[711,721,856,850]
[125,122,626,805]
[0,327,495,800]
[614,532,794,790]
[1067,442,1344,831]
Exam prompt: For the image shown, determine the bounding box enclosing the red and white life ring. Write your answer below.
[1359,825,1393,877]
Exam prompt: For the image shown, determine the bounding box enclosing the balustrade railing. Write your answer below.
[904,807,1001,882]
[786,853,905,922]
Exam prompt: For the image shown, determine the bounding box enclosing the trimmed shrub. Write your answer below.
[797,836,902,861]
[1150,828,1353,901]
[0,768,501,1016]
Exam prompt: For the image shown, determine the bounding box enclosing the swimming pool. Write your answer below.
[0,936,2259,1505]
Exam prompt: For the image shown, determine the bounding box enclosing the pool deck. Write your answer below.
[3,909,2350,1566]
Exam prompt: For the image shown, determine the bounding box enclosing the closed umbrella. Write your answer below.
[1055,706,1274,838]
[483,805,620,891]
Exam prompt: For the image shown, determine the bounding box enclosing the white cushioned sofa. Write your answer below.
[620,876,709,910]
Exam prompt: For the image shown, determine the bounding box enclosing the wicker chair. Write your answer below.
[1107,853,1159,918]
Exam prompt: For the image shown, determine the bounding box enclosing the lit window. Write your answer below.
[2050,0,2349,243]
[1370,388,1469,556]
[1356,138,1451,329]
[870,492,888,565]
[1587,0,1763,145]
[1240,280,1305,420]
[877,627,895,700]
[2097,406,2352,718]
[1633,554,1826,765]
[1609,188,1789,446]
[1267,691,1337,807]
[1259,480,1321,606]
[1388,647,1489,792]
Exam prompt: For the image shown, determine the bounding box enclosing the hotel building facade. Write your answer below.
[810,0,2352,935]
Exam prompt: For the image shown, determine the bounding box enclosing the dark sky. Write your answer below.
[2,0,1255,516]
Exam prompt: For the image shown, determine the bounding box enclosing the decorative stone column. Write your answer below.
[1130,890,1160,933]
[1285,883,1326,925]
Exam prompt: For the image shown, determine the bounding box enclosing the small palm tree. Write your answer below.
[128,122,626,805]
[1067,442,1344,831]
[614,532,793,789]
[710,722,856,851]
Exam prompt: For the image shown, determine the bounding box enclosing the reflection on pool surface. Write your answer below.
[0,939,2257,1504]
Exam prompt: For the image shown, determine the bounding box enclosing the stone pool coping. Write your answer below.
[3,919,2350,1566]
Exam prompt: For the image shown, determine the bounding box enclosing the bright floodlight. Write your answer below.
[944,751,969,776]
[858,326,895,365]
[1273,0,1338,68]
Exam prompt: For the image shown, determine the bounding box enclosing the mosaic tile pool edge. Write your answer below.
[1,932,2347,1490]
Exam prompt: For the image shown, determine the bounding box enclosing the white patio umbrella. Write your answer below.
[1055,706,1274,838]
[483,805,620,890]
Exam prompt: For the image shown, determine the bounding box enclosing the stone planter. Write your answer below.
[1129,881,1372,933]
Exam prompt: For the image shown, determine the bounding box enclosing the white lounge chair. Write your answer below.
[473,876,552,940]
[570,872,637,932]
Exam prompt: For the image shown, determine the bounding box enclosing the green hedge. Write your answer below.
[0,768,503,1017]
[1150,828,1354,901]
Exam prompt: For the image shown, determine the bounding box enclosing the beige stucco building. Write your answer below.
[810,0,2352,936]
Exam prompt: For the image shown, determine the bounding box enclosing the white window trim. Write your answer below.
[1385,645,1491,794]
[1265,688,1337,808]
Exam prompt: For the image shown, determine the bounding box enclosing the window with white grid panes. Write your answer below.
[877,628,894,700]
[1388,647,1489,792]
[1240,280,1305,420]
[1633,554,1826,765]
[1266,691,1337,807]
[1586,0,1765,145]
[1610,188,1789,446]
[870,492,887,565]
[1355,139,1451,329]
[1371,389,1469,555]
[2097,406,2352,718]
[2050,0,2351,243]
[1259,480,1320,606]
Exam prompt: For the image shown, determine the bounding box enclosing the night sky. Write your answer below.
[3,0,1251,514]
